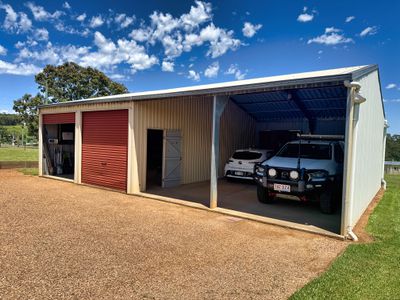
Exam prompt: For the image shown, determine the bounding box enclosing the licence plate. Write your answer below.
[235,171,244,176]
[273,183,291,193]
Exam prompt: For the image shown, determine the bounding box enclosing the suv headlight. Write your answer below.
[255,166,265,176]
[308,170,328,180]
[268,168,277,177]
[289,170,299,180]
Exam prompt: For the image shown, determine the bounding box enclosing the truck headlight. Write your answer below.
[268,168,277,177]
[289,170,299,180]
[308,171,328,180]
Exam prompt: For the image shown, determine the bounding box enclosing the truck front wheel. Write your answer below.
[319,190,335,214]
[257,185,273,203]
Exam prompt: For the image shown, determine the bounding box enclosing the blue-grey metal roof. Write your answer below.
[230,85,347,121]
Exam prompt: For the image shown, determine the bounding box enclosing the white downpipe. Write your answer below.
[342,81,366,241]
[381,120,389,190]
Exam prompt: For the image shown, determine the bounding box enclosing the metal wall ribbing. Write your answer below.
[133,96,213,191]
[350,70,385,227]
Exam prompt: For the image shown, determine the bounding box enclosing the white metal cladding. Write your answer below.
[350,70,385,227]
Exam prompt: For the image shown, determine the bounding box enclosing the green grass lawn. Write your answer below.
[291,175,400,300]
[0,147,38,161]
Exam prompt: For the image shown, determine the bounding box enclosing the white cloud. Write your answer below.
[179,0,212,31]
[54,22,90,36]
[161,60,174,72]
[128,2,241,59]
[384,99,400,103]
[115,13,135,29]
[108,73,126,80]
[297,7,314,22]
[242,22,262,38]
[89,16,104,28]
[149,11,180,42]
[0,3,32,33]
[76,13,86,22]
[308,27,353,45]
[94,31,117,53]
[14,30,159,74]
[345,16,355,23]
[82,32,158,72]
[26,2,63,21]
[199,23,241,58]
[16,43,61,65]
[225,64,246,80]
[34,28,49,41]
[15,39,38,49]
[204,61,219,78]
[0,45,7,56]
[0,60,41,75]
[18,13,32,31]
[188,70,200,81]
[63,2,71,9]
[360,26,378,37]
[161,34,184,59]
[386,83,397,89]
[129,27,153,42]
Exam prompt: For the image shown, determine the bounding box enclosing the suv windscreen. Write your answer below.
[232,151,262,160]
[276,143,331,160]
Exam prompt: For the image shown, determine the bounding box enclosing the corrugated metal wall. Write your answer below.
[133,96,213,191]
[350,70,385,227]
[133,96,257,191]
[219,100,257,176]
[40,102,131,114]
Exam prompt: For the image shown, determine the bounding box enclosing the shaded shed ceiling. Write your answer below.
[230,85,348,122]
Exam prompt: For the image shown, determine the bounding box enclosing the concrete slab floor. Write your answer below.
[147,179,342,234]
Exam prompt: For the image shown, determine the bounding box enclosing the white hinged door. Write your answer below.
[162,130,182,187]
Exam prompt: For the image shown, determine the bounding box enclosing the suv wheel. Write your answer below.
[257,185,273,203]
[319,190,335,214]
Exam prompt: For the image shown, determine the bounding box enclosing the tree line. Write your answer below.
[386,134,400,162]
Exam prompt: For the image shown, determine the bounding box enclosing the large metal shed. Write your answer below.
[38,65,387,239]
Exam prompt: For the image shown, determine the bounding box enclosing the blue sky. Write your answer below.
[0,0,399,133]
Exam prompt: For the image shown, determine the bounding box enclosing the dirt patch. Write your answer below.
[0,170,348,300]
[353,188,385,243]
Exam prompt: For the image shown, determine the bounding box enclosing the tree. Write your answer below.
[0,113,19,126]
[13,94,44,138]
[35,62,128,103]
[0,126,10,146]
[386,134,400,161]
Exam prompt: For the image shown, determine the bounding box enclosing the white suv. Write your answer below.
[225,149,273,180]
[254,139,344,214]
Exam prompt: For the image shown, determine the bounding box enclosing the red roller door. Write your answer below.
[43,113,75,124]
[81,110,128,191]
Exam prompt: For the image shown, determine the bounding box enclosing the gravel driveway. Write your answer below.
[0,170,347,299]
